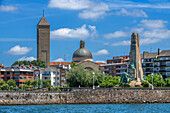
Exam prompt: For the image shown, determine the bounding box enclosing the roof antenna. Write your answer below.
[43,9,44,17]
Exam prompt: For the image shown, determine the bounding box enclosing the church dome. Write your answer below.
[72,40,93,62]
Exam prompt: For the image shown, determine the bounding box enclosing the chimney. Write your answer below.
[158,48,161,55]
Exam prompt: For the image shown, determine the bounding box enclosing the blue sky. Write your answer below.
[0,0,170,66]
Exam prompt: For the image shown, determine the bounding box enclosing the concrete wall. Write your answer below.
[0,89,169,105]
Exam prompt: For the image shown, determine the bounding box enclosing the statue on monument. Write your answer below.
[128,33,144,87]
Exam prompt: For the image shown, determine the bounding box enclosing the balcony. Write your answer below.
[42,74,51,76]
[100,69,109,71]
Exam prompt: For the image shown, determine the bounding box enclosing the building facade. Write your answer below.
[141,49,170,79]
[0,64,38,86]
[100,56,129,76]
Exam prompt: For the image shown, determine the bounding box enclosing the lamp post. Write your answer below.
[36,74,38,88]
[161,76,162,87]
[151,73,154,90]
[92,72,95,90]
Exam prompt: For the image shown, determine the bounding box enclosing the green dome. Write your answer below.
[73,48,93,59]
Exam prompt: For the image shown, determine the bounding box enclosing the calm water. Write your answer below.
[0,103,169,113]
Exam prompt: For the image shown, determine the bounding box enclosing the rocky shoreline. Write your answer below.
[0,89,169,105]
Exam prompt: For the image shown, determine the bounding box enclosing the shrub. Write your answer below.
[13,87,19,91]
[20,84,26,90]
[141,81,149,87]
[0,80,5,86]
[1,84,9,90]
[166,78,170,87]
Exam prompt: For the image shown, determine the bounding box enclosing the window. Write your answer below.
[23,72,27,75]
[61,77,65,80]
[13,76,19,80]
[61,71,65,75]
[7,77,10,80]
[7,71,10,75]
[57,77,60,80]
[1,71,4,75]
[1,77,4,80]
[28,72,33,75]
[13,71,20,75]
[29,77,32,80]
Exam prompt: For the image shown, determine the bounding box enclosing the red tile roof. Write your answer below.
[50,62,71,66]
[95,62,106,66]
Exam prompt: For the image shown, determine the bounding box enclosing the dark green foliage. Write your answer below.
[146,74,165,87]
[31,80,37,88]
[166,78,170,87]
[141,81,149,87]
[67,65,105,87]
[43,79,51,88]
[1,84,9,90]
[100,76,121,88]
[24,80,31,86]
[11,59,46,68]
[20,84,26,90]
[0,80,5,86]
[7,80,16,87]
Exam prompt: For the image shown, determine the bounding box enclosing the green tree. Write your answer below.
[7,80,16,87]
[11,59,46,68]
[146,74,165,87]
[31,80,37,88]
[0,80,5,86]
[166,78,170,87]
[24,80,31,86]
[42,79,51,88]
[1,84,9,90]
[100,76,121,88]
[141,81,149,87]
[20,84,26,90]
[67,65,105,87]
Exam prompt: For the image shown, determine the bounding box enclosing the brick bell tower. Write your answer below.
[37,10,50,67]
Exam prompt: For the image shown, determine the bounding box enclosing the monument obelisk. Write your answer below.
[128,33,143,82]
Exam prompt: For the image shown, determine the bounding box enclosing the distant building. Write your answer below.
[72,40,99,71]
[141,49,170,79]
[37,12,50,67]
[100,56,129,76]
[40,67,60,87]
[0,64,39,86]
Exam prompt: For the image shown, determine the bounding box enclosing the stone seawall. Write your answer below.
[0,89,169,105]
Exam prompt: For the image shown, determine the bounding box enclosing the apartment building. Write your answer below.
[100,56,129,76]
[0,64,39,86]
[141,49,170,79]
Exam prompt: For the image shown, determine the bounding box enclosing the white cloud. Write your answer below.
[140,38,160,45]
[54,58,64,62]
[48,0,90,10]
[51,24,96,39]
[140,20,168,29]
[94,49,109,55]
[6,45,32,55]
[104,43,109,45]
[114,8,148,17]
[48,0,110,19]
[0,5,18,12]
[111,40,130,46]
[103,30,128,39]
[18,56,36,61]
[78,2,110,19]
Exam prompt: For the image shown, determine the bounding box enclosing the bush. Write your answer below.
[0,80,5,86]
[9,86,14,90]
[1,84,9,90]
[13,87,19,91]
[52,87,61,91]
[20,84,26,90]
[166,78,170,87]
[141,81,149,87]
[7,80,16,87]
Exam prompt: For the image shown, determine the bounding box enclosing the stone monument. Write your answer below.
[128,33,143,86]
